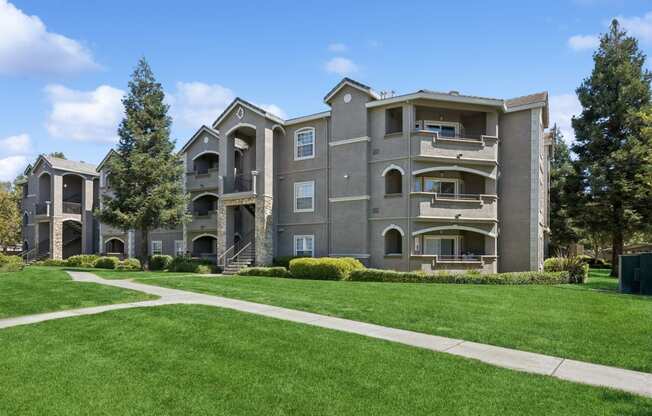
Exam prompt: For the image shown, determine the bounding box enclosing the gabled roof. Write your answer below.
[366,90,504,109]
[30,154,99,176]
[97,149,119,172]
[179,125,221,154]
[211,97,285,129]
[323,77,380,103]
[505,91,549,127]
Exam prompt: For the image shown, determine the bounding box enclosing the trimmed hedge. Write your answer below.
[93,256,120,269]
[0,254,24,272]
[348,268,571,285]
[149,255,173,271]
[289,257,365,280]
[544,257,589,284]
[272,256,306,268]
[237,267,290,278]
[168,256,215,273]
[39,259,67,267]
[66,254,100,268]
[117,258,141,271]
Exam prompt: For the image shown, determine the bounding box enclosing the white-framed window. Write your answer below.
[416,177,460,195]
[416,120,460,138]
[294,127,315,160]
[174,240,185,257]
[294,235,314,257]
[294,181,315,212]
[423,235,461,256]
[151,240,163,255]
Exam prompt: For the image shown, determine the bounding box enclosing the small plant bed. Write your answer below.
[0,304,649,414]
[0,267,156,319]
[137,270,652,372]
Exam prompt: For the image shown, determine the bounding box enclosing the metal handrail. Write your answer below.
[234,173,253,192]
[217,245,235,266]
[228,241,252,264]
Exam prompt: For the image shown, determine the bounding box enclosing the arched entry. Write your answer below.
[105,238,125,255]
[192,234,217,262]
[62,219,82,259]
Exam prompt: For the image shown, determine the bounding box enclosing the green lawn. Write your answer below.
[0,267,156,319]
[129,269,652,372]
[0,304,649,415]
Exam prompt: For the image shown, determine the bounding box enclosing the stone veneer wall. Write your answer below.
[254,195,273,266]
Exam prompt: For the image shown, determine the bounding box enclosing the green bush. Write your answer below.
[348,268,571,285]
[544,256,588,284]
[116,258,141,271]
[149,255,173,271]
[237,266,290,278]
[66,254,100,268]
[40,258,67,267]
[0,254,24,272]
[168,256,215,273]
[93,256,120,269]
[273,256,312,268]
[289,257,365,280]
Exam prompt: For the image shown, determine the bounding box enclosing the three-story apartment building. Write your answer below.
[21,77,551,273]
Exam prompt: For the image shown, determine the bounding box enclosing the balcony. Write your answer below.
[411,131,498,163]
[222,171,259,201]
[189,210,218,231]
[186,168,219,192]
[35,202,50,216]
[63,201,81,214]
[411,193,497,222]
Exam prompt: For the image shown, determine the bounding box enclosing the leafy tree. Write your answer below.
[548,125,579,253]
[96,58,187,269]
[571,20,652,276]
[0,182,21,253]
[48,152,66,159]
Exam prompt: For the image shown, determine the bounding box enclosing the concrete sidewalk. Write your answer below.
[0,270,649,398]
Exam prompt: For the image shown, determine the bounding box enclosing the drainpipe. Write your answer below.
[407,101,412,272]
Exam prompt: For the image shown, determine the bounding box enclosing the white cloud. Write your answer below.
[568,34,600,51]
[0,0,98,75]
[325,57,358,76]
[0,155,28,181]
[616,11,652,43]
[171,81,235,127]
[0,133,30,154]
[328,43,348,52]
[550,93,582,143]
[258,104,287,119]
[45,84,124,143]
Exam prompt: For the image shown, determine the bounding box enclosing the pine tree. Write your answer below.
[96,58,187,269]
[0,182,21,253]
[571,20,652,276]
[549,125,578,254]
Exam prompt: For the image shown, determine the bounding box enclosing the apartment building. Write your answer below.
[21,77,551,273]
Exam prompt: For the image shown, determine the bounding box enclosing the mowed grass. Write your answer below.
[132,269,652,372]
[0,304,649,415]
[0,267,156,319]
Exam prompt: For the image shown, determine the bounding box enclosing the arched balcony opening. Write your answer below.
[414,169,495,200]
[192,235,217,262]
[36,173,51,215]
[105,238,125,255]
[62,174,83,214]
[224,124,256,193]
[192,194,218,217]
[412,226,496,263]
[193,152,219,175]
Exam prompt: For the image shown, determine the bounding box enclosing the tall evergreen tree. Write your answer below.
[549,125,578,253]
[0,181,21,253]
[96,58,187,269]
[571,20,652,276]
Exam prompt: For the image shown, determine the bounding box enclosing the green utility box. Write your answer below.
[639,253,652,296]
[619,254,640,294]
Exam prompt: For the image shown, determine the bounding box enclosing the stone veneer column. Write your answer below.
[50,218,63,259]
[254,195,273,266]
[216,198,227,262]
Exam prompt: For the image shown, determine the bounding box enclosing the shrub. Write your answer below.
[272,256,305,268]
[289,257,365,280]
[93,256,120,269]
[40,259,67,267]
[168,256,215,273]
[348,268,571,285]
[66,254,99,268]
[0,254,24,272]
[149,255,173,271]
[116,258,141,271]
[237,266,290,278]
[544,256,589,284]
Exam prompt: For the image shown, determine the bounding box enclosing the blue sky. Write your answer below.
[1,0,652,180]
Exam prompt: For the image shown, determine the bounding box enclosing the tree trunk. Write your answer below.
[611,230,623,277]
[140,228,149,270]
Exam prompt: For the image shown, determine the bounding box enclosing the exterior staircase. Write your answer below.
[221,243,256,275]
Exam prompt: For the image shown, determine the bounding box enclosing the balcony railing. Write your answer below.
[193,210,216,217]
[63,201,81,214]
[35,202,50,216]
[234,173,253,192]
[190,167,219,176]
[432,193,483,202]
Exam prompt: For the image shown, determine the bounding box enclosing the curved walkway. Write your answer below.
[0,270,650,398]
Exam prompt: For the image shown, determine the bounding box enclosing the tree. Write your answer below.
[0,182,21,253]
[571,20,652,276]
[96,58,187,269]
[548,125,579,254]
[48,152,66,159]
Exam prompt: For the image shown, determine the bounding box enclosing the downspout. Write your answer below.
[407,101,412,272]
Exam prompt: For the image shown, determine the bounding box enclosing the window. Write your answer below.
[174,240,185,257]
[384,169,403,194]
[294,127,315,160]
[294,181,315,212]
[385,107,403,134]
[423,236,460,256]
[416,177,459,195]
[294,235,314,257]
[416,120,459,138]
[151,240,162,255]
